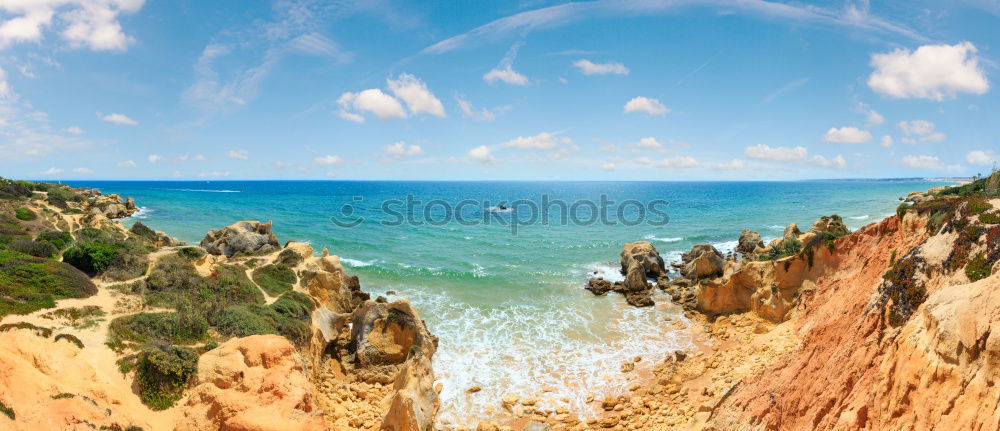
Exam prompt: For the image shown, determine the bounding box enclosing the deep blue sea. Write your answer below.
[58,180,946,423]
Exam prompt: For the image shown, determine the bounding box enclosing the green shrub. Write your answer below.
[966,253,993,282]
[276,248,304,267]
[177,247,206,259]
[62,208,84,215]
[136,344,198,410]
[963,198,992,216]
[129,222,158,242]
[63,241,119,275]
[42,305,105,329]
[37,231,73,250]
[46,195,69,210]
[54,333,85,349]
[251,264,297,296]
[879,251,926,326]
[45,186,84,203]
[14,207,36,221]
[271,291,315,320]
[109,310,208,345]
[9,239,57,258]
[980,213,1000,224]
[51,393,75,400]
[0,321,53,337]
[214,295,313,345]
[0,177,33,200]
[0,399,13,420]
[0,251,96,317]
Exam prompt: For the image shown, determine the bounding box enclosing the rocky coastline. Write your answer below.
[1,174,999,431]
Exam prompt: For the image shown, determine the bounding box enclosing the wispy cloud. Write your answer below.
[761,77,809,105]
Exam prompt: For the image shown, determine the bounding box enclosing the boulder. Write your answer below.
[620,241,666,277]
[585,277,614,296]
[808,215,850,237]
[350,300,434,368]
[622,259,654,306]
[175,335,327,431]
[782,224,802,241]
[680,244,725,280]
[736,229,764,255]
[85,193,138,219]
[200,221,280,257]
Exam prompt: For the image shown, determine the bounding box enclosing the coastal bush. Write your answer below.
[45,186,85,203]
[0,399,13,420]
[942,170,1000,198]
[896,203,910,219]
[14,207,36,221]
[0,177,33,200]
[251,263,297,296]
[0,321,53,337]
[37,231,73,250]
[54,333,85,349]
[763,238,802,261]
[944,226,984,272]
[0,251,96,317]
[981,213,1000,224]
[9,239,58,258]
[42,305,105,329]
[129,221,159,242]
[109,310,208,346]
[51,393,75,400]
[213,303,311,345]
[63,231,152,280]
[45,195,69,210]
[135,344,198,410]
[63,241,119,275]
[966,253,992,282]
[270,291,315,320]
[962,198,992,216]
[878,250,926,327]
[177,247,205,259]
[276,248,304,267]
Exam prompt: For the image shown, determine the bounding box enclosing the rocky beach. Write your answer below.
[1,173,998,431]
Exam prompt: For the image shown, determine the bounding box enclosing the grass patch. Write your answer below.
[37,231,73,250]
[42,305,106,328]
[63,228,152,280]
[0,251,97,317]
[0,321,53,337]
[54,333,84,349]
[109,310,208,346]
[136,344,198,410]
[251,263,297,296]
[9,239,58,258]
[980,212,1000,224]
[177,247,205,259]
[966,253,993,282]
[0,399,13,420]
[14,207,36,221]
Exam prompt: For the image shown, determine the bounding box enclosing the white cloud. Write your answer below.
[503,132,572,150]
[387,73,446,118]
[41,167,63,175]
[823,126,872,144]
[101,112,138,126]
[634,156,653,166]
[600,144,621,153]
[880,135,893,147]
[572,59,629,75]
[455,96,501,121]
[0,67,12,100]
[384,142,424,159]
[0,0,144,51]
[868,42,989,101]
[117,160,137,168]
[856,102,884,127]
[484,41,528,86]
[601,162,617,171]
[897,120,946,142]
[289,32,347,59]
[655,156,700,169]
[337,88,407,122]
[468,145,495,164]
[635,137,667,153]
[314,155,344,166]
[193,154,205,161]
[712,159,747,170]
[623,97,669,116]
[66,126,83,135]
[227,149,249,160]
[810,154,847,169]
[900,154,945,169]
[72,167,91,174]
[483,65,528,86]
[966,150,998,166]
[744,144,808,162]
[147,154,163,163]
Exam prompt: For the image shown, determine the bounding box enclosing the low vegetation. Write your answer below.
[135,344,198,410]
[54,333,85,349]
[15,207,37,221]
[0,399,13,420]
[0,321,54,337]
[63,227,152,280]
[0,251,97,317]
[251,263,297,296]
[878,249,926,327]
[41,305,106,329]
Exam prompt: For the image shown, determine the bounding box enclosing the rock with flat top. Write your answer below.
[200,220,280,256]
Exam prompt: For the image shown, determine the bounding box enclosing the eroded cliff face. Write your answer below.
[707,203,1000,430]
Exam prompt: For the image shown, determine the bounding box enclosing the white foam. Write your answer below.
[340,257,375,267]
[127,206,151,219]
[585,262,624,282]
[402,288,693,429]
[849,215,869,220]
[644,234,682,242]
[471,263,487,278]
[766,224,785,230]
[486,206,512,213]
[164,188,241,193]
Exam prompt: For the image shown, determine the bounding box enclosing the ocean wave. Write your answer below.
[125,206,152,219]
[584,262,624,282]
[163,188,242,193]
[766,224,785,230]
[644,234,682,242]
[399,288,694,428]
[849,215,869,220]
[340,257,376,267]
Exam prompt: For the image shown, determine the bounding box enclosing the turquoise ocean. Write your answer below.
[59,180,946,425]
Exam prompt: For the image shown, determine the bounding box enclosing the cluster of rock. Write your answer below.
[586,215,851,323]
[84,193,138,218]
[200,220,280,256]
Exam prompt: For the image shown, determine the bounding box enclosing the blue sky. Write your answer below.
[1,0,998,180]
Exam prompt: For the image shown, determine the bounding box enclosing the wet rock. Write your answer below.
[680,244,725,280]
[585,277,614,296]
[620,241,666,277]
